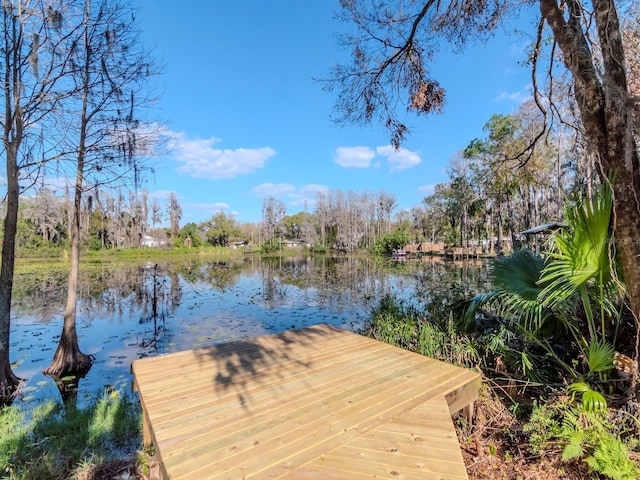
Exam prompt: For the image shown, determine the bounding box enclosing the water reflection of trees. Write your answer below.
[12,256,490,352]
[316,256,392,312]
[13,257,489,320]
[173,259,243,291]
[410,258,490,318]
[12,261,183,354]
[136,264,170,351]
[252,256,395,313]
[12,266,69,323]
[10,255,490,406]
[253,256,490,319]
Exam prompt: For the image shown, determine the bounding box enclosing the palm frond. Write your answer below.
[491,249,547,300]
[463,291,499,327]
[539,184,613,309]
[567,381,608,412]
[585,338,615,374]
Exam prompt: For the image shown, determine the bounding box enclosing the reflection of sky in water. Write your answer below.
[10,257,487,407]
[10,264,369,406]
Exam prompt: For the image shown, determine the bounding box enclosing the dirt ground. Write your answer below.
[457,391,588,480]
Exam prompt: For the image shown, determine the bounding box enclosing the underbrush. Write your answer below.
[1,391,142,480]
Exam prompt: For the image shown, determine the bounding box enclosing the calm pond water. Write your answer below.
[9,254,488,407]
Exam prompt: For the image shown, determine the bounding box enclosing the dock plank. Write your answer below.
[132,323,479,480]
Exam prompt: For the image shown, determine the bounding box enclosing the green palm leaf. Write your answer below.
[491,248,547,301]
[539,184,614,308]
[567,381,608,412]
[490,249,550,334]
[585,337,615,374]
[539,183,623,346]
[464,249,556,336]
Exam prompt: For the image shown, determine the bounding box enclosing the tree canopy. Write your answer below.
[327,0,640,359]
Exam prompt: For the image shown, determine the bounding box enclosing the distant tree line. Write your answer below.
[3,100,600,257]
[4,188,161,252]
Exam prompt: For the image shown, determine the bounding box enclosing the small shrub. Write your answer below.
[523,400,640,480]
[362,294,479,368]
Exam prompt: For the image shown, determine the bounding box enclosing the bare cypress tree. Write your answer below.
[150,197,163,239]
[261,196,286,246]
[43,0,156,379]
[167,192,182,241]
[0,0,80,405]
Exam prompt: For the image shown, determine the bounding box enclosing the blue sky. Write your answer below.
[134,1,536,225]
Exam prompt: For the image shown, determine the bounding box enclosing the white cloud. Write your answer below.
[289,184,330,208]
[164,129,275,179]
[334,145,420,172]
[376,145,421,172]
[187,202,229,212]
[418,184,435,196]
[495,85,532,104]
[249,183,329,210]
[298,184,329,196]
[333,146,375,168]
[251,183,296,197]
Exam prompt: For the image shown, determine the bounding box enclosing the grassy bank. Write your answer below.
[1,391,145,480]
[15,244,248,263]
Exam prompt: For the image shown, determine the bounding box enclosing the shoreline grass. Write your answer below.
[1,391,142,480]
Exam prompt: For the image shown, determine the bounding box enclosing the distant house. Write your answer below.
[403,243,445,255]
[418,243,445,254]
[142,235,166,248]
[280,239,307,248]
[404,244,420,254]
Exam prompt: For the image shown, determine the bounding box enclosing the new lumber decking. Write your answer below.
[131,323,480,479]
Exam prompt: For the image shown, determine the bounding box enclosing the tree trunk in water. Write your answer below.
[44,1,95,378]
[43,155,93,378]
[0,143,23,405]
[42,198,94,377]
[541,0,640,368]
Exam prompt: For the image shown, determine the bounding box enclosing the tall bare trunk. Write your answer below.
[541,0,640,364]
[43,152,93,378]
[0,142,23,405]
[496,204,504,253]
[0,6,26,401]
[505,193,518,251]
[44,1,93,378]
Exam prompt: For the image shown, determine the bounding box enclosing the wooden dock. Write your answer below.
[131,324,481,479]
